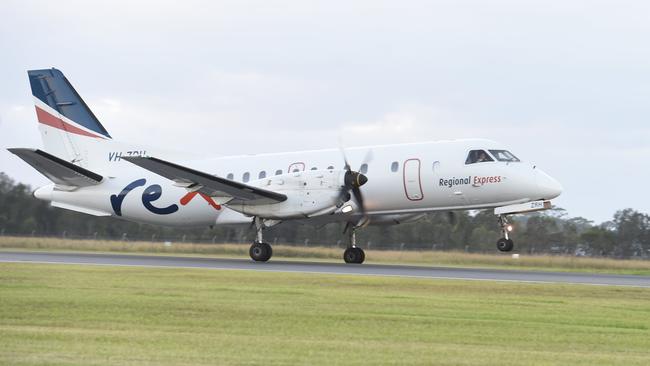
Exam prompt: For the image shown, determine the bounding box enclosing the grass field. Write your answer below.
[1,263,649,365]
[2,236,650,275]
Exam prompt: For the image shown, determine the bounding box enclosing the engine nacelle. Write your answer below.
[226,169,347,219]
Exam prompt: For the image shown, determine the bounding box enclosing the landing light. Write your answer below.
[506,225,514,232]
[341,205,353,213]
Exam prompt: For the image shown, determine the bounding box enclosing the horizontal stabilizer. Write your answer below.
[123,156,287,205]
[8,148,103,188]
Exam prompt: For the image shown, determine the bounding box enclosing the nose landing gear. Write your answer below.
[496,215,514,252]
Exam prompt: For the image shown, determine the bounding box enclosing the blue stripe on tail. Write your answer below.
[28,68,111,139]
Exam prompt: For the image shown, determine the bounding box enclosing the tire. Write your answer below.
[344,247,365,264]
[356,247,365,264]
[250,242,272,262]
[496,238,514,252]
[344,247,358,263]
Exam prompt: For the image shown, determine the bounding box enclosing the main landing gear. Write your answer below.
[496,215,514,252]
[343,227,365,264]
[249,217,272,262]
[248,216,367,264]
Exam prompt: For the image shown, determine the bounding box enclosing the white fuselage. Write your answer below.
[34,139,562,227]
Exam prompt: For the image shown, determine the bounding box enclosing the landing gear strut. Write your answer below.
[496,215,514,252]
[249,217,272,262]
[343,227,365,264]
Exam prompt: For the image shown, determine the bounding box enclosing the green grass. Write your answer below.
[2,236,650,275]
[1,263,649,365]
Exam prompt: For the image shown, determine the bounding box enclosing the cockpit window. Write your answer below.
[465,150,494,164]
[489,150,520,162]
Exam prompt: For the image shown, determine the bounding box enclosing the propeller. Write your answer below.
[338,145,372,221]
[344,169,368,215]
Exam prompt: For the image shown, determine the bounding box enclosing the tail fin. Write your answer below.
[28,68,111,167]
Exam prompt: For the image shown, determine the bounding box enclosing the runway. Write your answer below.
[1,250,649,287]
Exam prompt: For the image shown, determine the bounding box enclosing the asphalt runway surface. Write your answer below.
[1,250,649,287]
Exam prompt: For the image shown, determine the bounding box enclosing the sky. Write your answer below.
[1,0,649,224]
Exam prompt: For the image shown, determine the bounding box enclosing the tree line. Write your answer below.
[1,172,648,258]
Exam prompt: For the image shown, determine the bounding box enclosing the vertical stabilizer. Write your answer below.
[28,68,112,168]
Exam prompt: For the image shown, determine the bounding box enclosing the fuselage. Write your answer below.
[15,68,564,263]
[34,138,562,227]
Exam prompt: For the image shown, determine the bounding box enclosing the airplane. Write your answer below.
[8,68,563,264]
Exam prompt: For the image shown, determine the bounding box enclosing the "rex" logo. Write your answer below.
[110,179,221,216]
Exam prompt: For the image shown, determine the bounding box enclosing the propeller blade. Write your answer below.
[337,190,351,206]
[360,149,374,167]
[338,145,351,172]
[352,186,366,216]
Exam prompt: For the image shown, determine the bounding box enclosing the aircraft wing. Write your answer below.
[8,148,103,188]
[123,156,287,205]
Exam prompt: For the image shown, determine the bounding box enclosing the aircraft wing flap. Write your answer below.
[8,148,103,188]
[123,156,287,205]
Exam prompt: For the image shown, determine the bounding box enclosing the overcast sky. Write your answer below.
[1,0,649,223]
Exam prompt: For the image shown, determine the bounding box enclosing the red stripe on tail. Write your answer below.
[35,106,104,139]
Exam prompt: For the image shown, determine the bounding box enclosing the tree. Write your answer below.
[580,226,616,256]
[612,209,650,257]
[1,172,649,258]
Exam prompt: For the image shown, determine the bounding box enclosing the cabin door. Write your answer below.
[403,158,423,201]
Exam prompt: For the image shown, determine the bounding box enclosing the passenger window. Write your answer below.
[243,172,250,182]
[275,169,283,175]
[360,163,368,174]
[226,173,234,180]
[258,171,266,179]
[327,165,334,170]
[465,150,494,164]
[390,161,399,172]
[311,167,318,170]
[489,150,520,162]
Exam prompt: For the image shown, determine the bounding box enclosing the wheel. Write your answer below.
[250,242,272,262]
[343,247,365,264]
[496,238,514,252]
[356,247,365,263]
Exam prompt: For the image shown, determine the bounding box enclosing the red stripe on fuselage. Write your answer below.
[35,106,103,139]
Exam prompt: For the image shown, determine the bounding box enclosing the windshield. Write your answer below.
[465,150,494,164]
[489,150,520,162]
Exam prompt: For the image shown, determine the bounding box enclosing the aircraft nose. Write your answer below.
[535,169,563,199]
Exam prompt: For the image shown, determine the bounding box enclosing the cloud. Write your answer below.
[338,104,453,144]
[96,99,122,113]
[2,0,650,222]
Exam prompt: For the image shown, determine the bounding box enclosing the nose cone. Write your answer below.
[344,171,368,188]
[357,173,368,187]
[535,169,563,199]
